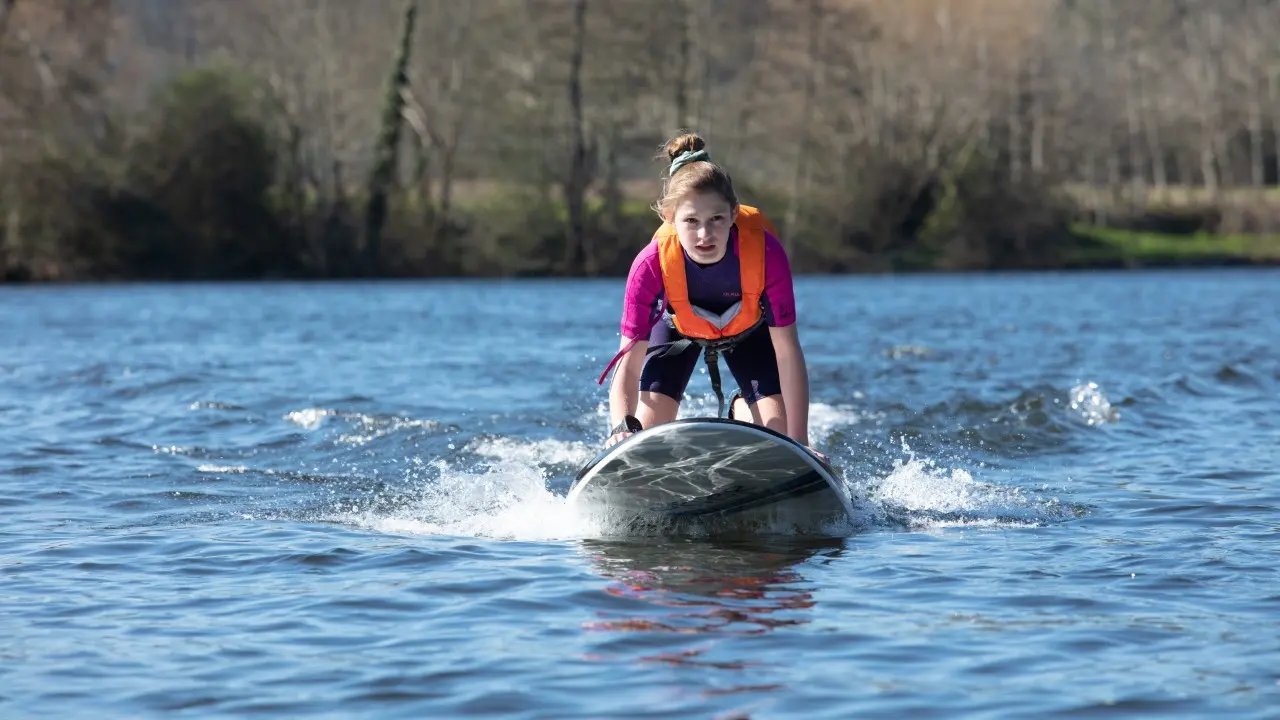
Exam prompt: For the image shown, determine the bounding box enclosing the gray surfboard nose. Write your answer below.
[569,419,852,531]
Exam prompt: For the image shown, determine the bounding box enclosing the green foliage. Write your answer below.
[919,145,1074,270]
[5,63,1279,282]
[10,0,1280,282]
[444,189,655,277]
[2,149,116,280]
[775,138,1078,273]
[1067,225,1280,266]
[121,65,290,278]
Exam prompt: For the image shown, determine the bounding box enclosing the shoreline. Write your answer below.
[3,258,1277,286]
[4,225,1279,285]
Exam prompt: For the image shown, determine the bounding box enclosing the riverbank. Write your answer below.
[1063,226,1280,270]
[5,222,1279,283]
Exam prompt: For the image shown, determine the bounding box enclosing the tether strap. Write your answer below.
[705,348,725,418]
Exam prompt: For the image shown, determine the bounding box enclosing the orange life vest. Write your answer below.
[655,204,776,342]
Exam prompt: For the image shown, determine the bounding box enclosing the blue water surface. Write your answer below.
[2,270,1278,718]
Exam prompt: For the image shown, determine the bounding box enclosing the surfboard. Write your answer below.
[568,418,854,533]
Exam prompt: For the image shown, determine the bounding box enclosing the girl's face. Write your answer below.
[670,192,736,264]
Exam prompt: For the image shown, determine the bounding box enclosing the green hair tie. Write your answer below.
[669,149,710,176]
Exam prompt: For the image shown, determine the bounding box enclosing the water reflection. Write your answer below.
[577,536,843,640]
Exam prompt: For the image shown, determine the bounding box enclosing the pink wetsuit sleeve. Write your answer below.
[620,241,664,339]
[763,231,796,327]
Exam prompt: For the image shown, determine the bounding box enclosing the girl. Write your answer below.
[597,133,817,453]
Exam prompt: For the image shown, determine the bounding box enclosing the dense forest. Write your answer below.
[2,0,1280,281]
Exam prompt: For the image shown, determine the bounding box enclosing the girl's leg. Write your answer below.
[635,318,700,429]
[637,391,680,428]
[730,394,786,431]
[723,325,787,434]
[740,394,786,434]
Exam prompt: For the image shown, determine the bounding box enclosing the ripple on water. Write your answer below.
[4,275,1280,717]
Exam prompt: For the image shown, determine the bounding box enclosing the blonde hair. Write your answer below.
[651,133,738,222]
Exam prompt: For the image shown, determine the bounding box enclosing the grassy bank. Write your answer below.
[1065,225,1280,268]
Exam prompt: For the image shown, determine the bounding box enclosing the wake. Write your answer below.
[322,400,1084,542]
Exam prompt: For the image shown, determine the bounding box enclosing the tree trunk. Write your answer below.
[784,0,823,249]
[730,0,769,155]
[674,0,690,130]
[1144,105,1167,192]
[1009,64,1023,184]
[564,0,591,275]
[1248,91,1265,188]
[1200,131,1219,195]
[602,126,622,241]
[1029,54,1045,175]
[1271,70,1280,187]
[363,0,417,275]
[1125,48,1145,209]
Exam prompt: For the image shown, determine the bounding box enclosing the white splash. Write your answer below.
[197,464,248,474]
[468,436,596,468]
[343,458,601,541]
[336,415,439,446]
[1068,382,1120,426]
[283,408,337,430]
[283,408,440,444]
[849,442,1072,530]
[334,404,1071,541]
[809,402,877,442]
[884,344,932,359]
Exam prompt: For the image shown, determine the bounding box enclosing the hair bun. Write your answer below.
[651,131,737,221]
[665,133,706,162]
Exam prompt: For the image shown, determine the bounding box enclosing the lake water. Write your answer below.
[3,271,1278,718]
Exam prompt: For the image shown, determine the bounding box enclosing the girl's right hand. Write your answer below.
[605,415,642,448]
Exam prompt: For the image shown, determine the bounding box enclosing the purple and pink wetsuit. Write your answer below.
[613,226,798,404]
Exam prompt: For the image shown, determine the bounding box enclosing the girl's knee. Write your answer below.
[637,391,680,428]
[741,394,786,434]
